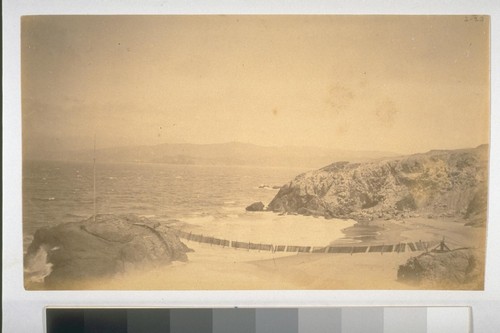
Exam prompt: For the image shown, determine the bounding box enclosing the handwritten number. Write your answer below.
[464,15,485,23]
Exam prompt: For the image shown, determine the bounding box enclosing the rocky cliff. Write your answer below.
[24,214,190,289]
[268,145,488,224]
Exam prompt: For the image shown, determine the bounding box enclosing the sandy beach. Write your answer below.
[70,214,485,291]
[177,212,357,247]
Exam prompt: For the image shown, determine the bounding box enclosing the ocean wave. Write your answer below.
[24,161,305,252]
[33,197,56,201]
[77,199,94,204]
[221,206,244,213]
[23,235,34,247]
[130,205,153,210]
[64,213,87,219]
[139,214,157,218]
[334,238,363,244]
[24,247,53,284]
[183,214,217,224]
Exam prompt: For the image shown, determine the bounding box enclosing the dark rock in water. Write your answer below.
[258,184,281,190]
[397,249,483,288]
[246,201,265,211]
[268,145,489,224]
[24,214,190,288]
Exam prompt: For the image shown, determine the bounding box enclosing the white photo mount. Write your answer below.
[3,1,500,332]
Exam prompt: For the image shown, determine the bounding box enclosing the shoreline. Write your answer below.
[26,212,486,290]
[335,216,485,248]
[172,211,357,248]
[169,211,482,252]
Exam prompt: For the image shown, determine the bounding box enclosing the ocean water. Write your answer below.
[23,160,308,251]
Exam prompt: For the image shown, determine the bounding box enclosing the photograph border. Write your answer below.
[3,1,500,332]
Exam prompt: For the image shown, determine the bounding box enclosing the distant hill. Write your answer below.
[27,142,399,169]
[268,145,489,225]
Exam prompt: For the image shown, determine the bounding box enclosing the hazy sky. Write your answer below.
[22,15,489,154]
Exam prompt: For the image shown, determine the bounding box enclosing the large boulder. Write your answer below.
[268,145,488,222]
[397,249,483,289]
[24,214,190,289]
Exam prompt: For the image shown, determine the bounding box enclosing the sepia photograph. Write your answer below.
[22,15,490,290]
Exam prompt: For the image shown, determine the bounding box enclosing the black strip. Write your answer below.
[47,309,85,333]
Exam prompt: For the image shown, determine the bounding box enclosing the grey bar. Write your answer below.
[384,307,426,333]
[83,309,127,333]
[342,307,384,333]
[256,309,298,333]
[170,309,212,333]
[213,308,256,333]
[298,308,341,333]
[127,309,170,333]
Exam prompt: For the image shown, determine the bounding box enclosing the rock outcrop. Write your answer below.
[24,214,190,288]
[246,201,265,211]
[268,145,488,222]
[397,249,484,289]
